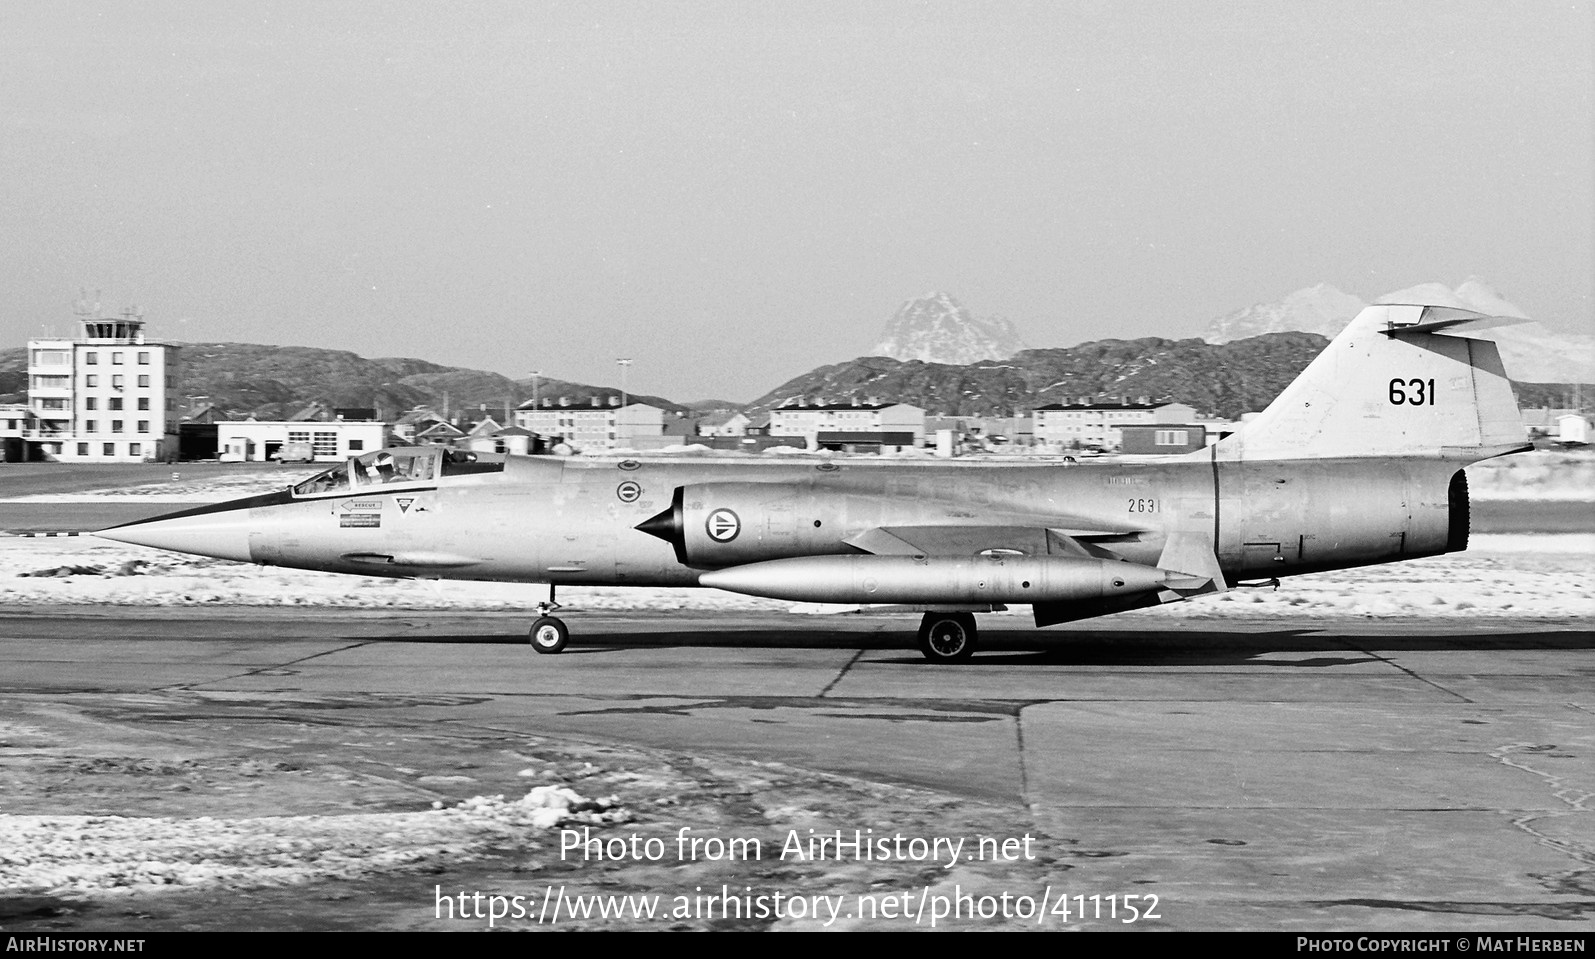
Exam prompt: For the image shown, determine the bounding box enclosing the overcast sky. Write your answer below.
[2,1,1590,401]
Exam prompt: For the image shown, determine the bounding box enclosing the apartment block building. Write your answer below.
[514,395,666,452]
[1031,398,1198,451]
[767,399,926,449]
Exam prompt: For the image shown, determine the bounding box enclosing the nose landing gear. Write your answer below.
[528,585,569,654]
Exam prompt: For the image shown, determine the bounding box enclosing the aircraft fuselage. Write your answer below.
[226,452,1464,588]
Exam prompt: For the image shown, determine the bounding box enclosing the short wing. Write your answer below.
[843,525,1136,560]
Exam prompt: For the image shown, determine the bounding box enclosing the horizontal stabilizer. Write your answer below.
[1377,304,1531,338]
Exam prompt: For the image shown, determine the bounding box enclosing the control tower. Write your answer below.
[25,299,182,462]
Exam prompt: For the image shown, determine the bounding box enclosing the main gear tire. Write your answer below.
[916,612,977,663]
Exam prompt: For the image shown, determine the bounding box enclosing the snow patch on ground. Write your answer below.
[0,785,626,895]
[1,471,307,504]
[1464,450,1595,501]
[1183,534,1592,620]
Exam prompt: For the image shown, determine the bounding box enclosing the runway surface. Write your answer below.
[2,607,1591,931]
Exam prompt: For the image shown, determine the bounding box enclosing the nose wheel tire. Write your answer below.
[529,616,569,654]
[917,612,977,663]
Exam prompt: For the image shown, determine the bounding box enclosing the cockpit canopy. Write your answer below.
[291,447,505,497]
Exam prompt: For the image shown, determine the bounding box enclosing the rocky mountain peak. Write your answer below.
[868,292,1026,365]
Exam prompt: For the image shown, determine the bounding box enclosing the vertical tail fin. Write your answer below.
[1214,304,1530,462]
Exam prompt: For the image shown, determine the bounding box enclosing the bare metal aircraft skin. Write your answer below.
[99,304,1532,661]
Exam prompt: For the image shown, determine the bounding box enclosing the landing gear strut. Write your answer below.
[528,585,568,654]
[917,612,977,663]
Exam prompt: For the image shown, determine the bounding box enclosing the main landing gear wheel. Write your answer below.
[529,616,569,654]
[917,612,977,663]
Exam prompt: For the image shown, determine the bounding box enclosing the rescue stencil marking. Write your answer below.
[396,498,414,513]
[705,508,741,543]
[616,481,642,504]
[340,514,381,528]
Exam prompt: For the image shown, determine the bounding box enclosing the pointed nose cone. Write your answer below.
[635,506,678,543]
[97,501,261,563]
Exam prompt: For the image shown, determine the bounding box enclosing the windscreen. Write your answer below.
[291,463,351,496]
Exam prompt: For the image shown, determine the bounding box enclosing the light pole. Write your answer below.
[616,358,633,448]
[616,358,632,410]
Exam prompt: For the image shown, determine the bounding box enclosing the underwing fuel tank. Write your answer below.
[698,554,1206,605]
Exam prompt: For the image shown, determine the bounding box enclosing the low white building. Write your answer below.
[0,403,27,438]
[217,419,387,463]
[1031,398,1198,451]
[468,426,537,455]
[1557,413,1590,446]
[924,415,1034,449]
[1,402,28,461]
[697,411,751,437]
[1522,407,1585,437]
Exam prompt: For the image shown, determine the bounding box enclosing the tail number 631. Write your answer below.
[1388,378,1435,406]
